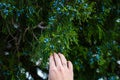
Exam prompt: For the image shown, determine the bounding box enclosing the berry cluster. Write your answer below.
[0,2,35,18]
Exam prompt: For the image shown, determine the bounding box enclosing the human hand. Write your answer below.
[48,53,73,80]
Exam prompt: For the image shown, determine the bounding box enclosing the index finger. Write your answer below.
[49,54,56,68]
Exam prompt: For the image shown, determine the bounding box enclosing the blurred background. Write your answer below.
[0,0,120,80]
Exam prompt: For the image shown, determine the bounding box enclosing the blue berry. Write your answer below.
[50,45,55,49]
[3,9,9,15]
[44,38,49,43]
[57,7,61,11]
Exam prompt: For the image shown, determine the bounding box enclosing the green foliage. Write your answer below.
[0,0,120,80]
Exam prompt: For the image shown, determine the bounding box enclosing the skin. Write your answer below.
[48,53,73,80]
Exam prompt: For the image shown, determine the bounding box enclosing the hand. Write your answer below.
[48,53,73,80]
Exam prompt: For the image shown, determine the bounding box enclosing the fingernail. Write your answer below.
[58,52,61,54]
[54,52,56,55]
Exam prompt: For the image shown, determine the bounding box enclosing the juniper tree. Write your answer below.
[0,0,120,80]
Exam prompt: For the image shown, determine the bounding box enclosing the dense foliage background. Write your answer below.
[0,0,120,80]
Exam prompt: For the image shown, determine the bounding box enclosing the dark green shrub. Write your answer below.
[0,0,120,80]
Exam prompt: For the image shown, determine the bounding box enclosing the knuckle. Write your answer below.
[50,67,56,71]
[59,53,63,57]
[57,66,63,72]
[50,69,57,74]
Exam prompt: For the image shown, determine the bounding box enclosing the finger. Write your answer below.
[58,53,67,67]
[67,61,73,70]
[53,53,62,67]
[49,54,56,68]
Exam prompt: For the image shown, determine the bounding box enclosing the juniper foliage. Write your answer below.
[0,0,120,80]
